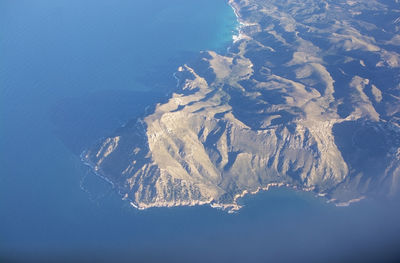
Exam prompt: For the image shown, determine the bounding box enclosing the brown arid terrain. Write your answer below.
[83,0,400,212]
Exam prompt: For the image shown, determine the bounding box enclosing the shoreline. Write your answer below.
[80,0,369,213]
[80,0,243,211]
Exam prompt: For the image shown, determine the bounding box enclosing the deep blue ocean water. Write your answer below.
[1,0,400,262]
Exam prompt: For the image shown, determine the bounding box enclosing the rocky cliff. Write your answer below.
[82,0,400,211]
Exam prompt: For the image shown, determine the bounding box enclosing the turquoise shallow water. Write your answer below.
[0,0,236,260]
[1,0,400,262]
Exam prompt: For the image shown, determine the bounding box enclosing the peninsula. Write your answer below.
[82,0,400,212]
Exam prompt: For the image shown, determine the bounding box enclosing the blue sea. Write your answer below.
[1,0,400,262]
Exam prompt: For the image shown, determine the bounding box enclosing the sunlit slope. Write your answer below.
[83,0,400,211]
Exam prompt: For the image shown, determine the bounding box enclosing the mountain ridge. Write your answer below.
[82,0,400,212]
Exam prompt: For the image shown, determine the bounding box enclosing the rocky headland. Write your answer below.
[82,0,400,212]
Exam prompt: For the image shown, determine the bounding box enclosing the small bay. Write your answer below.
[1,0,400,262]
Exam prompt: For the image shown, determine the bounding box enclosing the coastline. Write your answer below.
[80,0,375,213]
[80,0,243,212]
